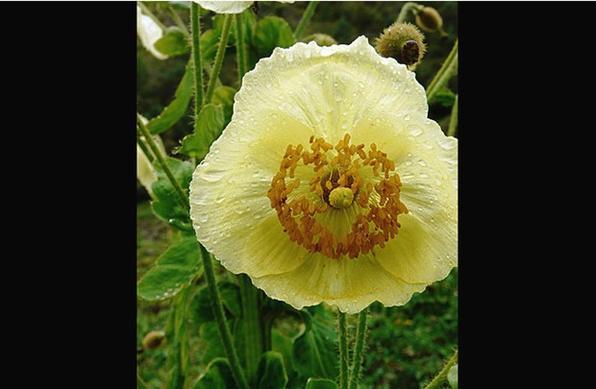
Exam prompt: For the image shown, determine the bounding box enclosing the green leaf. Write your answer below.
[165,287,194,389]
[212,86,236,125]
[272,329,294,378]
[199,322,226,364]
[192,281,241,323]
[201,29,220,64]
[178,104,225,160]
[169,1,190,11]
[150,157,193,226]
[137,236,201,301]
[257,351,288,389]
[448,364,458,389]
[305,378,338,389]
[292,306,338,380]
[193,358,236,389]
[432,87,456,108]
[253,16,295,58]
[155,27,189,57]
[147,61,193,135]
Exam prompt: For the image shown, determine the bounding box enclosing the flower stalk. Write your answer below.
[338,311,349,389]
[206,14,233,104]
[200,246,250,389]
[448,94,458,137]
[348,308,368,389]
[235,13,248,83]
[423,349,458,389]
[136,133,154,163]
[137,114,187,208]
[426,39,458,102]
[396,2,422,23]
[239,274,263,383]
[190,2,204,113]
[294,1,319,40]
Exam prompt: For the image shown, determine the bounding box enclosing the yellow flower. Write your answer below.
[189,36,457,313]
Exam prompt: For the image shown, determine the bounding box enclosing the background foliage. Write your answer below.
[138,2,457,388]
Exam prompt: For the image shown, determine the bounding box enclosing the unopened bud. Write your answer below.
[375,22,426,68]
[415,6,446,35]
[142,330,166,350]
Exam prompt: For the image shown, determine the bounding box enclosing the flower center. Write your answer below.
[267,133,408,259]
[329,187,354,209]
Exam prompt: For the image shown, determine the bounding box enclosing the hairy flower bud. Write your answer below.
[142,330,166,350]
[375,22,426,68]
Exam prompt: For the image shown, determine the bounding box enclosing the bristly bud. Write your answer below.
[415,6,446,36]
[375,22,426,69]
[142,330,166,350]
[304,33,338,47]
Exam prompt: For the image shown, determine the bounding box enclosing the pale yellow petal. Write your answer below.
[252,253,427,314]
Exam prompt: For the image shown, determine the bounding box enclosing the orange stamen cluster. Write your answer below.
[267,134,408,259]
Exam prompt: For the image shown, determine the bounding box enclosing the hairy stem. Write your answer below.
[200,246,250,389]
[294,1,319,40]
[239,274,263,384]
[423,349,458,389]
[338,311,349,389]
[206,14,233,104]
[137,114,187,208]
[235,13,248,84]
[190,2,204,114]
[136,132,154,163]
[348,308,368,389]
[426,39,458,102]
[448,94,458,137]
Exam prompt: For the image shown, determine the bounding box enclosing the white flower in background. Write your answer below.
[195,1,254,14]
[137,116,166,196]
[137,5,168,60]
[195,1,294,14]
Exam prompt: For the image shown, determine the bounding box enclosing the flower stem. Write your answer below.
[137,114,188,208]
[205,14,233,104]
[348,308,368,389]
[448,94,458,137]
[168,4,189,36]
[396,2,421,23]
[136,133,154,163]
[235,13,248,83]
[200,245,250,389]
[338,311,349,389]
[294,1,319,40]
[423,349,458,389]
[190,2,204,114]
[426,39,458,102]
[239,274,263,384]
